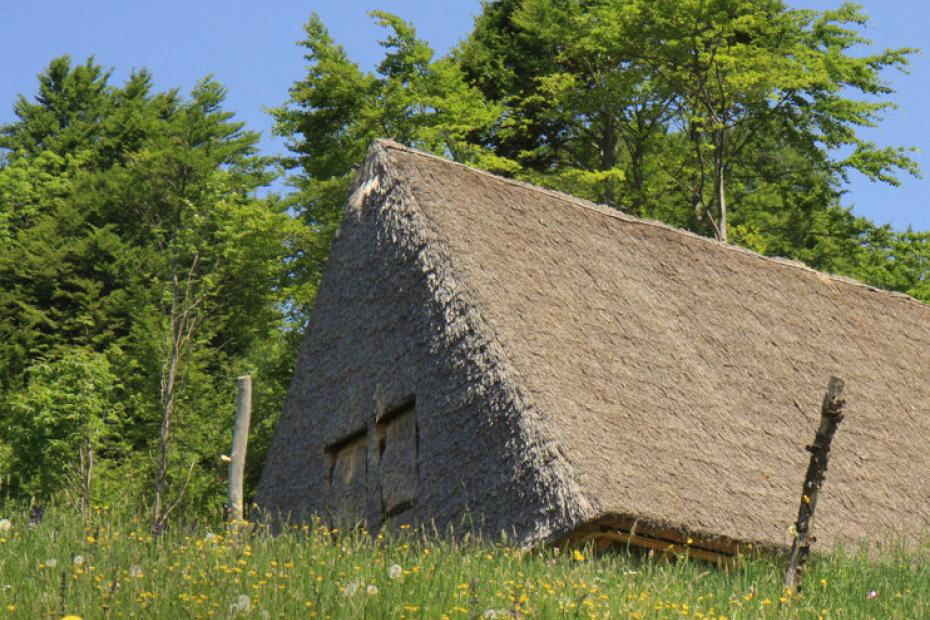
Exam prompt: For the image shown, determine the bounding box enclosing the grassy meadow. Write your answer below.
[0,508,926,619]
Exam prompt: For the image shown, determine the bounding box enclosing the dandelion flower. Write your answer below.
[366,584,379,596]
[72,555,85,567]
[0,519,11,533]
[60,616,82,620]
[389,564,403,579]
[228,594,251,614]
[572,549,585,562]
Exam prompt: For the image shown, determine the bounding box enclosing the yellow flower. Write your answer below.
[572,549,585,562]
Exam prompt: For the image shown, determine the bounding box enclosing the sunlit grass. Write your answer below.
[0,507,926,618]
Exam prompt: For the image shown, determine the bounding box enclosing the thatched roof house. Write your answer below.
[257,139,930,559]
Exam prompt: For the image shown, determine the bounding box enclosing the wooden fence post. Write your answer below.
[228,375,252,524]
[784,376,846,593]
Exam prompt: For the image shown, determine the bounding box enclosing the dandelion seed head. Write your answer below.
[389,564,403,579]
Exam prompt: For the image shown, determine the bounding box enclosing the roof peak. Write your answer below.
[368,138,925,310]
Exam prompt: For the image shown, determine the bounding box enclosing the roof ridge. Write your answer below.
[372,138,927,312]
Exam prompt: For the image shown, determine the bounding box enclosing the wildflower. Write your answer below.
[483,610,498,619]
[73,555,85,566]
[229,594,252,614]
[46,558,58,568]
[204,532,217,543]
[389,564,403,579]
[572,549,585,562]
[29,504,44,525]
[0,519,11,533]
[343,580,361,596]
[867,591,878,600]
[130,565,144,579]
[366,584,379,596]
[61,616,83,620]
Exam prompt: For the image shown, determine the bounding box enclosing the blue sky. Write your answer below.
[2,1,926,230]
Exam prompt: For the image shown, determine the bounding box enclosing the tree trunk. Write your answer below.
[601,114,618,209]
[631,138,645,215]
[689,119,707,232]
[152,273,182,531]
[714,129,728,243]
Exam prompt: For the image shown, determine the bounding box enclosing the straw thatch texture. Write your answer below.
[259,139,930,551]
[257,145,587,542]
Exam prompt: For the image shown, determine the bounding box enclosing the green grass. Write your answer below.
[0,508,926,619]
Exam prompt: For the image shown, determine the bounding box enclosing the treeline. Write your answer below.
[1,0,927,525]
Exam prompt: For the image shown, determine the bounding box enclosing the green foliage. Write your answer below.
[0,508,929,617]
[0,57,305,520]
[853,228,930,302]
[5,350,122,505]
[459,0,920,249]
[272,12,509,318]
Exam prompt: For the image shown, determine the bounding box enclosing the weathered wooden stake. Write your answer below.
[227,375,252,524]
[784,376,846,593]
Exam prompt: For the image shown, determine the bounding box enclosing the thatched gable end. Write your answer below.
[258,139,930,554]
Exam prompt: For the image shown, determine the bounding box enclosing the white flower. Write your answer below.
[366,584,379,596]
[483,610,498,619]
[45,558,58,568]
[0,519,11,533]
[229,594,252,614]
[72,555,85,566]
[389,564,403,579]
[342,580,361,596]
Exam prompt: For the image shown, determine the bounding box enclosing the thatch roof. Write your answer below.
[259,139,930,555]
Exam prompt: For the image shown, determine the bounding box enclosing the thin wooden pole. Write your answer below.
[228,375,252,524]
[784,376,846,593]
